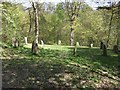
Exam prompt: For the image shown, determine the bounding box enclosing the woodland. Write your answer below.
[1,0,120,89]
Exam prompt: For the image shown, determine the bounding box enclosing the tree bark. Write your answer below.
[113,45,118,54]
[102,43,107,56]
[32,2,39,54]
[117,3,120,50]
[28,10,32,33]
[106,5,114,47]
[65,0,81,46]
[34,4,39,44]
[32,40,39,54]
[70,21,74,46]
[100,41,103,49]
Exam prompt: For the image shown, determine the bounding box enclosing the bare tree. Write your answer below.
[97,2,118,47]
[106,3,115,47]
[31,1,39,54]
[65,0,82,46]
[97,1,120,55]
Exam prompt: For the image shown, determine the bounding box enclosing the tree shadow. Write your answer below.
[2,58,74,89]
[70,48,119,75]
[2,59,96,89]
[2,47,120,89]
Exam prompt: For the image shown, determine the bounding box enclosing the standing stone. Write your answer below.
[12,37,18,48]
[76,42,79,47]
[58,40,61,45]
[24,37,28,44]
[12,38,15,47]
[73,42,79,56]
[90,43,93,48]
[41,40,44,47]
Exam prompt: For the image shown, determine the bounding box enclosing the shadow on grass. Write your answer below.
[3,58,91,89]
[2,58,71,89]
[69,47,120,77]
[2,47,120,88]
[71,47,119,66]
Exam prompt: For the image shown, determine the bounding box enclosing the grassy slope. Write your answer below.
[2,44,120,88]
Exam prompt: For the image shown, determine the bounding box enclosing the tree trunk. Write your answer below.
[32,41,39,54]
[56,30,59,45]
[113,45,118,54]
[32,2,39,54]
[53,25,56,44]
[106,6,114,47]
[117,3,120,50]
[118,2,120,58]
[102,43,107,56]
[28,10,32,33]
[70,21,74,46]
[117,32,119,48]
[35,5,39,44]
[65,1,81,46]
[100,41,103,49]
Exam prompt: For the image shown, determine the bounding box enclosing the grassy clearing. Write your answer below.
[2,44,120,89]
[24,43,89,50]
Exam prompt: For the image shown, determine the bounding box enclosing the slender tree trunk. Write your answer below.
[53,25,56,44]
[117,4,120,49]
[65,1,81,46]
[106,7,114,47]
[32,2,39,54]
[70,21,74,46]
[102,43,107,56]
[35,7,39,44]
[28,10,32,33]
[116,25,119,47]
[117,2,120,58]
[56,30,59,45]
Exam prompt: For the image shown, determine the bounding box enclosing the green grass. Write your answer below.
[2,44,120,88]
